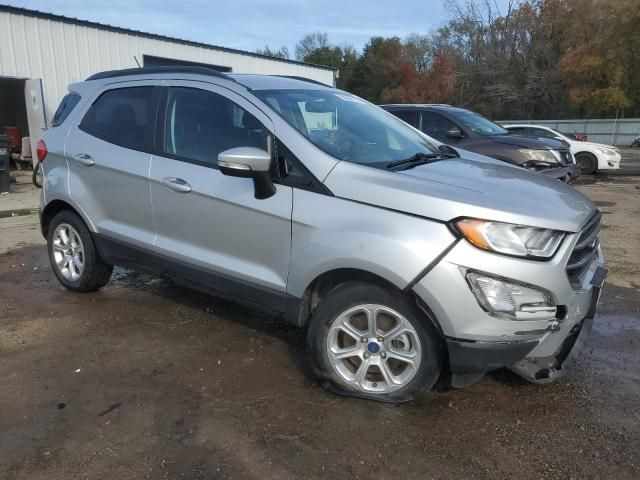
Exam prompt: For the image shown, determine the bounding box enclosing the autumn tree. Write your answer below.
[295,33,358,89]
[557,0,638,117]
[344,37,407,103]
[290,1,640,119]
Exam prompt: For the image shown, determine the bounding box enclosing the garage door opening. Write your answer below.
[0,77,46,170]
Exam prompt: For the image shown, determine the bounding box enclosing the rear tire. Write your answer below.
[306,282,443,402]
[47,210,113,292]
[576,152,597,175]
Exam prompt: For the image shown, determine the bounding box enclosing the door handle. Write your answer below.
[73,153,94,166]
[162,177,192,193]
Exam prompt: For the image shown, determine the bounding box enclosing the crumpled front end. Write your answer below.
[510,264,606,383]
[411,210,606,387]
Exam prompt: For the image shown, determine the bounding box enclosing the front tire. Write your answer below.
[306,282,443,402]
[576,152,597,175]
[47,210,113,292]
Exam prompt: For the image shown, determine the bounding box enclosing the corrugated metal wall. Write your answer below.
[0,9,335,122]
[500,118,640,146]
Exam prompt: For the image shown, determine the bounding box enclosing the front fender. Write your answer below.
[286,189,456,298]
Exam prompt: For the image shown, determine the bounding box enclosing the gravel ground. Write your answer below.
[0,174,638,479]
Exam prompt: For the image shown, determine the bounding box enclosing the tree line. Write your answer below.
[256,0,640,120]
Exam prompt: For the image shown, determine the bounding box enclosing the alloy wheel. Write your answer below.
[326,304,422,394]
[52,223,85,281]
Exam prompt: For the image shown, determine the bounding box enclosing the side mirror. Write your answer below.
[446,127,464,139]
[218,147,276,199]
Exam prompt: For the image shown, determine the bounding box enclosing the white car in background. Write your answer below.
[503,124,621,174]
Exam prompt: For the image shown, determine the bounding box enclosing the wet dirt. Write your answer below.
[1,182,639,479]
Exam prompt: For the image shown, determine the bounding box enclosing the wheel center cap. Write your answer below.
[367,342,380,354]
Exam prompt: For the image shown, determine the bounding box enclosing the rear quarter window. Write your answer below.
[79,86,159,152]
[51,93,81,127]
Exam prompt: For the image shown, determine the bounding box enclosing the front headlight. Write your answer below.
[596,147,616,156]
[519,149,559,164]
[455,219,565,258]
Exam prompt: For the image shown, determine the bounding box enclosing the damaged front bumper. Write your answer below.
[509,266,607,383]
[441,265,607,387]
[412,231,607,388]
[509,317,592,383]
[539,163,581,183]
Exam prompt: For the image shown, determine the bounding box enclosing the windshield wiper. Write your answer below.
[386,152,443,170]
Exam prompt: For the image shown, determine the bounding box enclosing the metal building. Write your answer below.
[0,5,336,166]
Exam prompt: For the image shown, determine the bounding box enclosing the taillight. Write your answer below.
[36,139,48,163]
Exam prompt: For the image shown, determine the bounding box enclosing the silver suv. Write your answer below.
[38,67,606,402]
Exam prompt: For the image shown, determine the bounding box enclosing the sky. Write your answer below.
[5,0,467,57]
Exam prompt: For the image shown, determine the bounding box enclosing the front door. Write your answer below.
[420,111,465,145]
[24,79,47,168]
[149,82,293,311]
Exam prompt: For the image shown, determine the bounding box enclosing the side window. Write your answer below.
[163,87,269,166]
[392,110,419,128]
[52,93,81,127]
[420,111,459,142]
[532,128,555,139]
[506,127,525,135]
[79,87,158,151]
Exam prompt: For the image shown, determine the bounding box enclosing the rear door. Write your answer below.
[149,82,293,310]
[66,83,160,249]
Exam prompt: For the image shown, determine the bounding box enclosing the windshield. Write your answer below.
[455,110,509,136]
[253,89,438,165]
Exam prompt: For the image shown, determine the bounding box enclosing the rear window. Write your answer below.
[51,93,81,127]
[79,87,158,151]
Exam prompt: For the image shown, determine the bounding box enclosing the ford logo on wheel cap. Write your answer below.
[367,342,380,354]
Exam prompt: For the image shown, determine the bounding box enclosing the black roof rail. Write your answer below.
[86,66,235,82]
[270,75,333,87]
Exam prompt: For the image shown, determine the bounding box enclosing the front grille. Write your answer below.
[566,210,601,287]
[558,150,574,165]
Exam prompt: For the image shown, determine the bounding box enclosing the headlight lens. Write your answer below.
[455,219,564,258]
[466,271,556,320]
[519,149,559,164]
[596,147,616,155]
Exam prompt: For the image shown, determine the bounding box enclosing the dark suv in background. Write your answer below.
[381,104,580,183]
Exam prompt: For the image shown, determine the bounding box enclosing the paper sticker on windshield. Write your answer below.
[334,93,365,103]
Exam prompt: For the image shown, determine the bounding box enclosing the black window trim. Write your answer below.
[271,137,333,195]
[78,85,162,155]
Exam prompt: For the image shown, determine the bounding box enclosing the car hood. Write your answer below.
[324,156,596,232]
[490,134,569,150]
